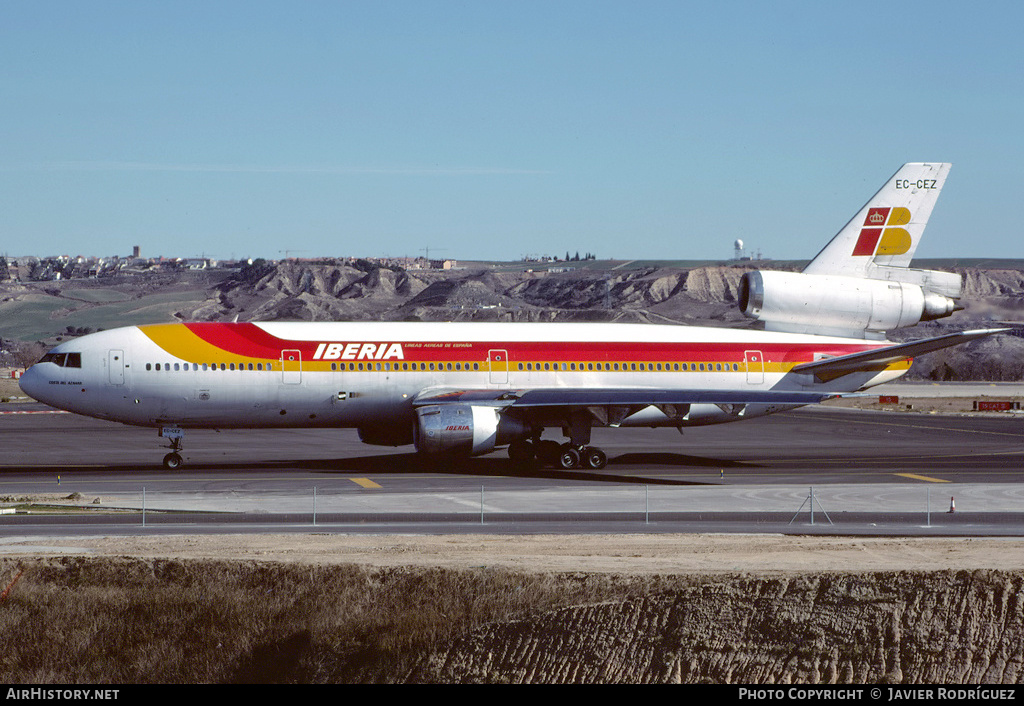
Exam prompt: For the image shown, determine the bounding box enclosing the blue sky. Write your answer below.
[3,1,1022,262]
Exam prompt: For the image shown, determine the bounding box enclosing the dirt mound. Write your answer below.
[5,535,1024,683]
[197,263,432,321]
[419,569,1024,683]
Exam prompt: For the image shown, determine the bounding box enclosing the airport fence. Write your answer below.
[14,482,1016,532]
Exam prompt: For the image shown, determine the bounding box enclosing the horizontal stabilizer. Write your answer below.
[791,328,1007,379]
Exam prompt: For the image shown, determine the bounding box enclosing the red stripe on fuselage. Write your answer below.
[179,323,883,364]
[183,323,307,359]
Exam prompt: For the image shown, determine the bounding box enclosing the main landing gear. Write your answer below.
[160,426,185,470]
[508,411,608,470]
[507,439,608,470]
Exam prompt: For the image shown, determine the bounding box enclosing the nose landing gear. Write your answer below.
[159,426,185,470]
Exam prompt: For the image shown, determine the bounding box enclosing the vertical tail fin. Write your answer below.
[740,163,963,338]
[803,162,952,277]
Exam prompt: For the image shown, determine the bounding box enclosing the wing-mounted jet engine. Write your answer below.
[413,403,529,456]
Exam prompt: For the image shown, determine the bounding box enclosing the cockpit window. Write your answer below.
[38,352,82,368]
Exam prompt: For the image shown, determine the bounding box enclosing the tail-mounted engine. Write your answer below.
[738,270,962,338]
[414,404,529,456]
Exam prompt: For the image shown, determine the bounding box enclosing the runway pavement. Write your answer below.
[1,385,1022,537]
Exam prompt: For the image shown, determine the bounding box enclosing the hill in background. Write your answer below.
[2,260,1022,381]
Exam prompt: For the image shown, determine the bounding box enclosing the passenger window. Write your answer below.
[146,363,152,371]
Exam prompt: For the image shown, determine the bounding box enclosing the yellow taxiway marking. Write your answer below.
[894,473,950,483]
[350,478,382,489]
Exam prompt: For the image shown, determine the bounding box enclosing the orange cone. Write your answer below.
[948,496,956,514]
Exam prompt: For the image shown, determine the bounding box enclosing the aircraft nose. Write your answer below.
[18,365,48,403]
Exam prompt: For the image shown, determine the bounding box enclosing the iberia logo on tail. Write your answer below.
[852,206,912,256]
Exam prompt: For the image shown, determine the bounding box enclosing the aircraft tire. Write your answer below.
[535,440,561,467]
[584,447,607,469]
[163,452,183,470]
[508,439,535,466]
[558,447,580,470]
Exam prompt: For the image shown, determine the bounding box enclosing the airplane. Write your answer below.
[18,163,1005,471]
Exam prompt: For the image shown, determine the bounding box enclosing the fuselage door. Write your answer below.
[108,349,125,386]
[282,349,302,384]
[488,349,508,385]
[744,350,764,384]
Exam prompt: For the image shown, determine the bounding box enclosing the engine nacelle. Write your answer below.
[414,404,529,456]
[739,270,959,337]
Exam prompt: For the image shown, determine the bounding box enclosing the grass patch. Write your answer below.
[0,556,692,683]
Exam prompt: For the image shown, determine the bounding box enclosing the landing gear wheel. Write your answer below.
[535,440,561,467]
[558,446,580,470]
[160,426,186,470]
[583,446,607,469]
[508,439,536,466]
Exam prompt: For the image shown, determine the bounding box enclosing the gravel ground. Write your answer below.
[3,533,1021,575]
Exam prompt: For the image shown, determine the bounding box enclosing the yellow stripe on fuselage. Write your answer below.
[139,324,272,367]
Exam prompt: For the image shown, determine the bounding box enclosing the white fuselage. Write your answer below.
[19,320,903,433]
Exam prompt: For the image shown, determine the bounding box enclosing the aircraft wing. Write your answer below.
[791,328,1007,380]
[413,387,839,408]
